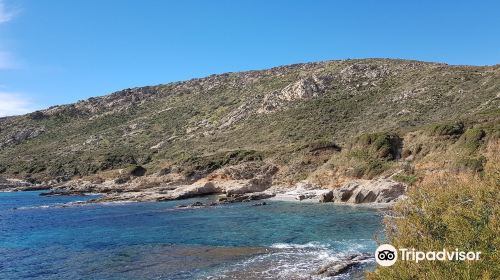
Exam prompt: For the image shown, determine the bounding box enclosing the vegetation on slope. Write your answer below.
[0,59,498,184]
[368,154,500,280]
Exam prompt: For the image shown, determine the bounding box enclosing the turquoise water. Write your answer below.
[0,191,384,279]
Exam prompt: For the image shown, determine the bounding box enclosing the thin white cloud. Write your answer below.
[0,92,37,117]
[0,51,15,69]
[0,0,15,24]
[0,1,18,69]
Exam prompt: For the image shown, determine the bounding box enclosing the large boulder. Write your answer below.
[225,175,272,196]
[168,182,220,199]
[319,190,334,203]
[331,179,406,204]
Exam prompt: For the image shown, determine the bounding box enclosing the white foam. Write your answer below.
[270,241,329,250]
[13,200,91,210]
[15,203,63,210]
[203,240,377,279]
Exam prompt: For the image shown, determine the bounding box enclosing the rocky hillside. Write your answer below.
[0,58,499,189]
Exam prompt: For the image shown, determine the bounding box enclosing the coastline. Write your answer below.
[1,190,383,279]
[1,175,406,209]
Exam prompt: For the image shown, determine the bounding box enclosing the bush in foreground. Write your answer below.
[368,164,499,280]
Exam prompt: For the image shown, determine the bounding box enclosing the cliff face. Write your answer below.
[0,58,499,187]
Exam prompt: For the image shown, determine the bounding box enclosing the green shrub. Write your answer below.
[368,170,500,280]
[460,128,486,151]
[392,174,418,186]
[429,122,464,136]
[306,141,342,152]
[356,132,402,160]
[99,150,137,170]
[346,132,401,179]
[124,165,147,176]
[346,159,391,179]
[181,149,262,178]
[366,159,391,178]
[348,149,371,161]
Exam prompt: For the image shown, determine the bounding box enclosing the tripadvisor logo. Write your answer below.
[375,244,481,266]
[375,244,398,266]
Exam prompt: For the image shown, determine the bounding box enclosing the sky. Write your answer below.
[0,0,499,117]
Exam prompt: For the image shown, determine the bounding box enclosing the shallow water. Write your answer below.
[0,191,384,279]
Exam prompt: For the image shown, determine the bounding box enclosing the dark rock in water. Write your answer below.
[251,201,267,206]
[175,194,271,209]
[319,190,333,203]
[191,201,204,207]
[315,253,372,277]
[224,192,275,203]
[246,192,275,200]
[175,201,207,209]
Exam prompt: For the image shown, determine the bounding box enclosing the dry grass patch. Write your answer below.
[368,162,500,280]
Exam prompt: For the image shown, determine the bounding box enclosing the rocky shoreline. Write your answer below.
[0,163,407,207]
[315,253,373,277]
[1,168,396,279]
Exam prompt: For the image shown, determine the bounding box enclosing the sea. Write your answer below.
[0,191,384,279]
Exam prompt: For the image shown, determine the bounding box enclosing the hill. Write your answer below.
[0,58,499,189]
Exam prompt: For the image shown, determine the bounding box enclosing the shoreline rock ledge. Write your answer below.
[319,179,406,204]
[315,253,373,277]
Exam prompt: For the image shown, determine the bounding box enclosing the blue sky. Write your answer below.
[0,0,499,116]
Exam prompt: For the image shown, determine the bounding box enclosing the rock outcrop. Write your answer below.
[319,190,334,203]
[224,175,273,195]
[315,253,372,277]
[166,181,220,199]
[320,179,406,204]
[259,75,327,113]
[271,181,330,202]
[0,127,45,149]
[0,178,40,191]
